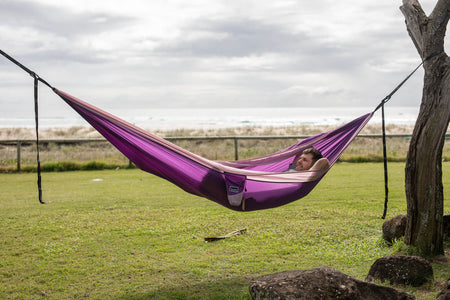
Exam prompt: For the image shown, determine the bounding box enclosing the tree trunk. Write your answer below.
[400,0,450,257]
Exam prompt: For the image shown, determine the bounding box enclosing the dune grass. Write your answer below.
[2,125,449,172]
[0,162,449,299]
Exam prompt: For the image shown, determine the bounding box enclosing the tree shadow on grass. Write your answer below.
[116,277,253,300]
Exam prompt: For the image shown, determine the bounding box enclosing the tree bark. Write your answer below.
[400,0,449,257]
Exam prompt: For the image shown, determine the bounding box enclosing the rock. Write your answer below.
[366,255,433,287]
[249,266,415,300]
[444,214,450,240]
[436,278,450,300]
[382,214,407,243]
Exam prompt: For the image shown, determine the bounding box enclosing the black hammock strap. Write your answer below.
[0,49,54,204]
[373,63,423,219]
[33,75,44,204]
[373,50,444,219]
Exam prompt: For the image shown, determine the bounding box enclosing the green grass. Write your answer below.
[0,162,448,299]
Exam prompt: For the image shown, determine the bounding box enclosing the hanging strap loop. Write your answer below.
[374,61,422,218]
[381,103,388,219]
[33,74,44,204]
[375,49,443,218]
[0,49,52,204]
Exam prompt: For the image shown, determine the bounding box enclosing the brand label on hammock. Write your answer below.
[224,173,246,207]
[229,186,240,193]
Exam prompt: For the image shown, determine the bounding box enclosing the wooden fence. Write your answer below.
[1,134,438,171]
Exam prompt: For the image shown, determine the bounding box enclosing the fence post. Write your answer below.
[16,140,21,171]
[234,137,238,160]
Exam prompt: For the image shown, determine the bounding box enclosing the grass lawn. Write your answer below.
[0,162,448,299]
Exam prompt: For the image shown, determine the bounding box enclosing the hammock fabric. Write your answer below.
[54,89,372,211]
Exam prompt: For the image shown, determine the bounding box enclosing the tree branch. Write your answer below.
[430,0,450,23]
[400,0,428,57]
[401,0,450,59]
[429,0,450,51]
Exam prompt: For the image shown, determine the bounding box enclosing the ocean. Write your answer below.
[0,106,419,130]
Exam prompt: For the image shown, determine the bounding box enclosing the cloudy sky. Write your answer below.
[0,0,447,120]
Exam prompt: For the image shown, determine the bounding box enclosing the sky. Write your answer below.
[0,0,448,120]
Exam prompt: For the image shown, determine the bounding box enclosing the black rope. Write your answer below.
[374,49,444,218]
[0,49,54,204]
[381,103,388,219]
[0,49,34,76]
[374,62,422,218]
[374,50,443,113]
[34,75,44,204]
[0,49,54,89]
[373,62,423,113]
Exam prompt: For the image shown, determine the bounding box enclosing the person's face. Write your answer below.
[295,153,314,171]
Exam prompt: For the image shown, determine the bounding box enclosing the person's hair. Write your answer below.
[302,147,323,164]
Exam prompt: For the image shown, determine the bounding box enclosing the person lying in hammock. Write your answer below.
[285,147,324,172]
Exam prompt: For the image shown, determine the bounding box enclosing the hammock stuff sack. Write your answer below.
[54,89,372,212]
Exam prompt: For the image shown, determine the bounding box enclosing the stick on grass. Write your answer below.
[204,228,247,242]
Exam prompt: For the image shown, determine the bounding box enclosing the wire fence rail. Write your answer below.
[3,134,447,172]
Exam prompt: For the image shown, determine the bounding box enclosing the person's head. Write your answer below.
[295,147,323,171]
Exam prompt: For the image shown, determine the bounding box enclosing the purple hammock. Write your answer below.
[54,89,372,212]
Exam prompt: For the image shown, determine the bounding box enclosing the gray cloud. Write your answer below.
[156,18,339,58]
[0,0,134,65]
[0,0,133,37]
